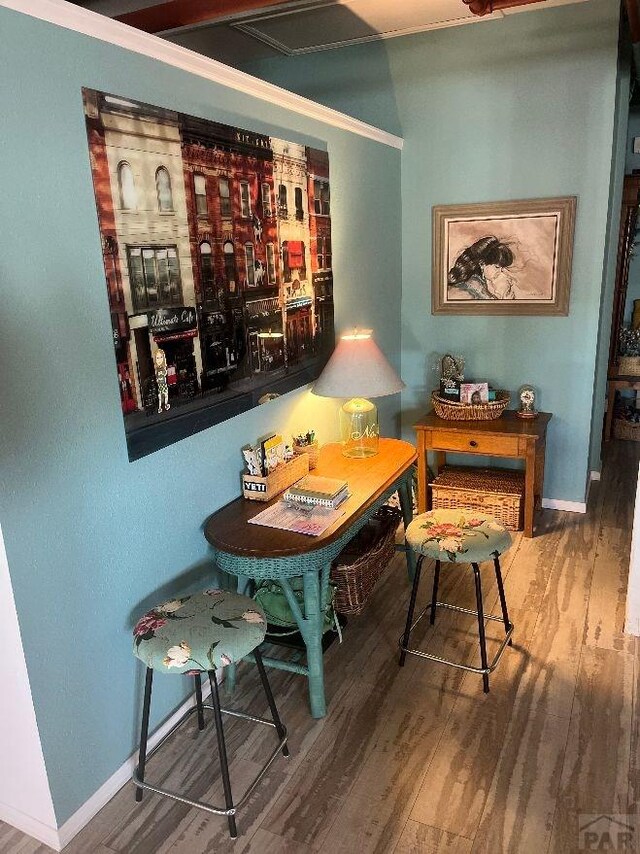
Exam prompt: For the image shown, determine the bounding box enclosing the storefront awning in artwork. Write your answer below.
[153,328,198,343]
[148,306,198,339]
[286,295,312,310]
[246,296,281,318]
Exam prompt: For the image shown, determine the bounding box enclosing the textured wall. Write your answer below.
[243,0,620,502]
[0,7,401,823]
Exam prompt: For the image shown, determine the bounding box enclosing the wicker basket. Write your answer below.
[430,466,524,531]
[292,441,319,469]
[613,417,640,441]
[242,453,309,501]
[431,390,510,421]
[619,356,640,376]
[330,506,402,615]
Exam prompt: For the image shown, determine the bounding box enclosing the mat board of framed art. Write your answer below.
[432,196,576,316]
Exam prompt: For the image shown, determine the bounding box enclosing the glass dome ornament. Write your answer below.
[516,384,538,419]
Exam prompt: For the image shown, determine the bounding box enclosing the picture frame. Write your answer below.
[432,196,577,316]
[460,382,489,404]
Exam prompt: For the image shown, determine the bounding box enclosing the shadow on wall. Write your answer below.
[127,557,224,633]
[396,320,437,433]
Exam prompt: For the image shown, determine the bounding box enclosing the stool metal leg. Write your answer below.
[494,557,513,646]
[135,667,154,801]
[254,648,289,757]
[400,554,424,667]
[208,670,237,839]
[194,672,205,731]
[398,476,417,581]
[430,560,441,626]
[472,563,490,693]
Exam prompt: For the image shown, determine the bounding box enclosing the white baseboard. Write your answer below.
[0,803,61,851]
[624,614,640,637]
[583,470,601,508]
[541,498,587,513]
[57,676,215,849]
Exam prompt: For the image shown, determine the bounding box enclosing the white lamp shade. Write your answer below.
[312,331,405,399]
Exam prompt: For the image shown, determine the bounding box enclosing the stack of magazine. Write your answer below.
[283,475,349,510]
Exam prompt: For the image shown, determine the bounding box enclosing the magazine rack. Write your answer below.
[242,454,309,502]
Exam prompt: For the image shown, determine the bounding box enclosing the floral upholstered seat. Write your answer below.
[133,589,266,674]
[406,509,512,564]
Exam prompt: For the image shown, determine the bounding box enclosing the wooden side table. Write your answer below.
[413,411,551,538]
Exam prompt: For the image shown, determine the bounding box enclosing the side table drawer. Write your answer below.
[430,429,520,457]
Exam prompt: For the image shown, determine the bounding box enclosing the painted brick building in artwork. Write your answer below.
[306,146,334,355]
[83,89,135,414]
[272,139,315,366]
[84,89,201,415]
[180,116,284,386]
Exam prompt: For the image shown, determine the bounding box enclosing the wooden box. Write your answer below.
[242,453,309,502]
[430,466,524,531]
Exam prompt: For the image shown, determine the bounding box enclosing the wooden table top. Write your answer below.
[204,438,417,559]
[414,410,551,439]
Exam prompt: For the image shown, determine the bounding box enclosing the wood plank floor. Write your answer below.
[2,440,639,854]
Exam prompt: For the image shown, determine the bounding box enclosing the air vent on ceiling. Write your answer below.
[233,0,490,56]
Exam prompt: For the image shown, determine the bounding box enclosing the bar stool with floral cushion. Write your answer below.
[132,588,289,838]
[399,509,514,693]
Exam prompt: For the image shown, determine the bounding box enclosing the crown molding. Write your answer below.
[0,0,403,150]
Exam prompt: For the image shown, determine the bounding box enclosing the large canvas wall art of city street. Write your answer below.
[83,89,335,461]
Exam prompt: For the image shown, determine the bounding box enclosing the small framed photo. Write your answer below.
[460,382,489,404]
[432,196,576,316]
[439,378,461,401]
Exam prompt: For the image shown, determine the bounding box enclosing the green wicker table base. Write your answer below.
[212,474,415,718]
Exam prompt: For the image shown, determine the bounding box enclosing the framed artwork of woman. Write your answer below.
[432,197,576,316]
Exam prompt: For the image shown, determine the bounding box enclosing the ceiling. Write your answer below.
[73,0,590,66]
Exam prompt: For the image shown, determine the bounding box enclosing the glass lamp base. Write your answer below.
[340,398,379,458]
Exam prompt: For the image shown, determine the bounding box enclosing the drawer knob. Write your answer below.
[469,440,478,448]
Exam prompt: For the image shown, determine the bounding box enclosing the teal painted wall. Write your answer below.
[589,33,630,473]
[0,8,401,823]
[239,33,400,137]
[243,0,620,503]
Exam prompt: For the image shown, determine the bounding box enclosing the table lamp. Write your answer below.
[312,329,405,458]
